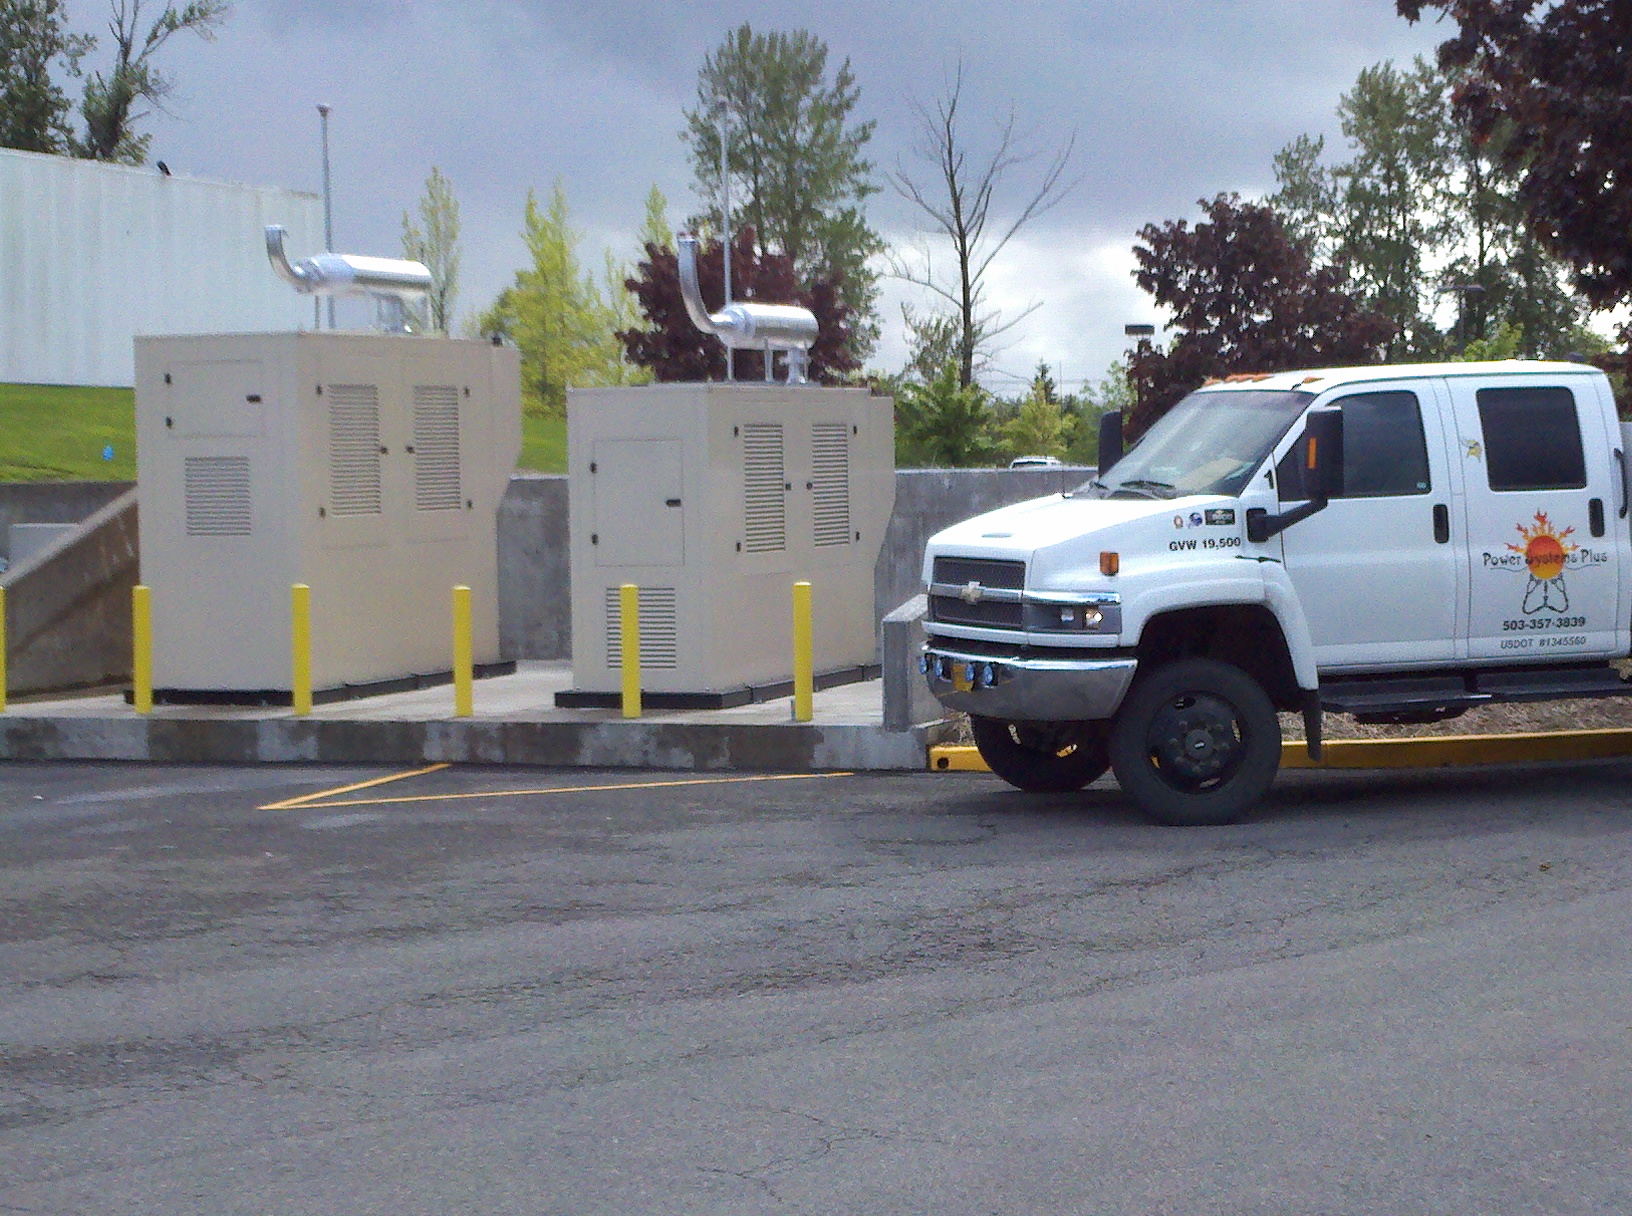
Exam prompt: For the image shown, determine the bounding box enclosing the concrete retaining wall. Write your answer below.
[1,488,138,694]
[497,474,570,663]
[0,481,133,563]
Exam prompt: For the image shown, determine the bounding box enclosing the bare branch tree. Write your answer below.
[888,60,1078,387]
[79,0,229,164]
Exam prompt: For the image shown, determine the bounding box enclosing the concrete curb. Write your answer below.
[929,728,1632,773]
[0,713,947,771]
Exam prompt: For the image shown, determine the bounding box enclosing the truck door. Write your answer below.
[1277,381,1461,668]
[1445,372,1624,661]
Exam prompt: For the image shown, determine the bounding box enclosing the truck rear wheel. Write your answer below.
[1107,658,1281,826]
[969,717,1110,793]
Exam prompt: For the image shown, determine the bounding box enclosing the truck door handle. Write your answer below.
[665,498,682,508]
[1590,497,1605,537]
[1617,449,1627,518]
[1433,503,1450,544]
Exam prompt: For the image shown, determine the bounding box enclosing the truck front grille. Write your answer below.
[929,597,1024,628]
[932,556,1025,590]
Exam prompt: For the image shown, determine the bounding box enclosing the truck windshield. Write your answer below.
[1085,388,1313,499]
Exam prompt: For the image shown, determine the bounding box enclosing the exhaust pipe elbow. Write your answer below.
[676,233,725,337]
[265,225,313,291]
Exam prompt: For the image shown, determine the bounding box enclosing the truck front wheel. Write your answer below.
[969,717,1110,793]
[1107,658,1281,826]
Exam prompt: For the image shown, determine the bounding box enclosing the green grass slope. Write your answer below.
[0,383,137,481]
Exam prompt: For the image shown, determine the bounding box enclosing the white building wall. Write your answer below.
[0,147,324,388]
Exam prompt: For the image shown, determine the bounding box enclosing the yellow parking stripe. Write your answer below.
[259,763,450,810]
[266,770,853,812]
[931,728,1632,774]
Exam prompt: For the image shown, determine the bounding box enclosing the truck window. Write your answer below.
[1277,390,1430,499]
[1476,386,1586,491]
[1085,388,1311,499]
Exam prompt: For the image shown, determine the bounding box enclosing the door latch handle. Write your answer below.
[1590,497,1605,537]
[1433,503,1450,544]
[1617,449,1627,518]
[665,498,681,508]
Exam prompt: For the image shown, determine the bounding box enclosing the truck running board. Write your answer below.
[1320,664,1632,722]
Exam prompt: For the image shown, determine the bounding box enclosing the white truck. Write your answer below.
[921,360,1632,825]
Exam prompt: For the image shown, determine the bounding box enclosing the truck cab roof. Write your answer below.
[1194,359,1602,396]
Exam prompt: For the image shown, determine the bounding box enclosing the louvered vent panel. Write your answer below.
[742,423,786,553]
[604,586,679,670]
[413,384,461,510]
[811,421,851,546]
[184,456,251,536]
[328,383,381,516]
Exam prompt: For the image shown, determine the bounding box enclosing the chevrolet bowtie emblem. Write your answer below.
[960,581,983,604]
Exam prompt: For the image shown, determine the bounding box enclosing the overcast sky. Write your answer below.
[74,0,1449,392]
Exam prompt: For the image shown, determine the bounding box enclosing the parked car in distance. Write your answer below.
[1008,455,1063,469]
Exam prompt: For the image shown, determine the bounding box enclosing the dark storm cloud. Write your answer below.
[111,0,1446,380]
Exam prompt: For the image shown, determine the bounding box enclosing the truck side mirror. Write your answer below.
[1246,407,1345,543]
[1097,410,1123,473]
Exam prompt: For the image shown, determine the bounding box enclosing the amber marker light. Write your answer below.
[1100,551,1120,576]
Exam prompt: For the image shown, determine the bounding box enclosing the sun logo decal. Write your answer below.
[1509,511,1577,614]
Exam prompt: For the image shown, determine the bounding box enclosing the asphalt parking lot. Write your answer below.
[4,758,1632,1214]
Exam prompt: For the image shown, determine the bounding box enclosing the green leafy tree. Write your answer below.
[639,183,673,253]
[1000,363,1074,460]
[400,166,461,334]
[1274,55,1590,361]
[899,303,961,384]
[1398,0,1632,321]
[1065,358,1134,465]
[78,0,230,164]
[485,183,647,416]
[0,0,91,153]
[683,23,883,359]
[1330,59,1448,357]
[895,359,996,467]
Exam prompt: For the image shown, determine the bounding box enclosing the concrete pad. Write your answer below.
[0,662,953,771]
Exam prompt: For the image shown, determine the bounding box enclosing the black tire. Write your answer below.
[970,717,1111,793]
[1107,658,1281,826]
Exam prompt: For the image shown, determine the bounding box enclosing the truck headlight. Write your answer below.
[1023,599,1119,633]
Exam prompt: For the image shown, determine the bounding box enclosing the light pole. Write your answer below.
[318,103,334,330]
[1124,323,1155,423]
[716,102,734,382]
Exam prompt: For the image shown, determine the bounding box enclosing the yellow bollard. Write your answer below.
[132,584,153,714]
[452,584,474,717]
[792,580,813,723]
[0,584,7,713]
[291,582,313,716]
[620,583,641,719]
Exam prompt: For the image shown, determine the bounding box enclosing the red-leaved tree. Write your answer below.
[1127,194,1395,435]
[619,228,858,383]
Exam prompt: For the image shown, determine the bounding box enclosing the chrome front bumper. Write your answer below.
[922,644,1139,722]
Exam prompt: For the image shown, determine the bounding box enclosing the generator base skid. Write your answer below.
[563,383,895,703]
[555,662,882,710]
[135,661,518,707]
[135,330,521,698]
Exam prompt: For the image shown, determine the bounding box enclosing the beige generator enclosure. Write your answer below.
[561,383,894,706]
[135,331,521,700]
